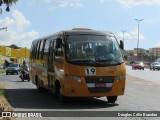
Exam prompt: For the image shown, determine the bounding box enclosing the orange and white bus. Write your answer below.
[30,28,126,103]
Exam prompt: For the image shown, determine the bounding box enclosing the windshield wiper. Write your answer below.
[96,59,122,65]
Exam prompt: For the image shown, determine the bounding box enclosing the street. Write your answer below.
[0,66,160,120]
[126,65,160,84]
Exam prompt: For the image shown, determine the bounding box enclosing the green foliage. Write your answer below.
[0,69,5,74]
[9,44,20,49]
[127,51,134,56]
[124,54,128,60]
[0,88,4,96]
[3,0,18,4]
[0,0,18,13]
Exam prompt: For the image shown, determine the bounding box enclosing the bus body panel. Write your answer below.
[57,62,126,97]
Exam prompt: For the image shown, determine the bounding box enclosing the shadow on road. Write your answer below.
[5,88,118,110]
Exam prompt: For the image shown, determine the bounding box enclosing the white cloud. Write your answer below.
[155,42,160,47]
[0,10,39,48]
[116,0,160,8]
[100,0,113,4]
[99,0,160,7]
[56,0,83,8]
[34,0,84,8]
[38,0,52,3]
[29,0,160,8]
[117,28,145,41]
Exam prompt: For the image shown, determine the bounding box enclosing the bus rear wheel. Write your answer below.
[36,78,45,92]
[107,96,117,103]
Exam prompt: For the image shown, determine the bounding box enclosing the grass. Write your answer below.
[0,81,13,120]
[0,83,5,97]
[0,83,12,113]
[0,69,5,74]
[0,88,5,96]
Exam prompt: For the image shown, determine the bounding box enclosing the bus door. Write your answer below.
[48,39,55,91]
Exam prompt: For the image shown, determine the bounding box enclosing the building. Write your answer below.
[149,47,160,57]
[127,48,148,62]
[134,48,147,54]
[0,45,30,66]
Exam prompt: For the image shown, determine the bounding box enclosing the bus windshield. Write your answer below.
[66,34,124,66]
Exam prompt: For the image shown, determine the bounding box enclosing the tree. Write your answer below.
[127,51,134,56]
[0,0,18,14]
[8,44,20,49]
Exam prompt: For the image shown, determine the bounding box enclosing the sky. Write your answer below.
[0,0,160,50]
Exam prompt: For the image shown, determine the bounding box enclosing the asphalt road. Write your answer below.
[0,68,160,120]
[126,65,160,84]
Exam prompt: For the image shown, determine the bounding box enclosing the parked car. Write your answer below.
[150,62,160,71]
[132,61,145,70]
[6,63,21,75]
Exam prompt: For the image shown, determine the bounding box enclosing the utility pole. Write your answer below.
[121,30,127,48]
[135,19,143,56]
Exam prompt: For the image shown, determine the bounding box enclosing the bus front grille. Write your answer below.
[85,76,115,93]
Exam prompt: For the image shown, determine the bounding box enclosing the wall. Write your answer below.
[0,45,30,65]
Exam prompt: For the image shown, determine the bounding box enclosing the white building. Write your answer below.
[149,47,160,57]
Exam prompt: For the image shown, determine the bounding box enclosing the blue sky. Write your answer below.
[0,0,160,50]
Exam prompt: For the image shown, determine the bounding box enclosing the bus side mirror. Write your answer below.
[56,38,62,48]
[120,40,124,50]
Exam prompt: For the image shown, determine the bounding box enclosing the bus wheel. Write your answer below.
[58,87,67,103]
[58,87,67,102]
[36,79,44,92]
[37,85,44,92]
[107,96,117,103]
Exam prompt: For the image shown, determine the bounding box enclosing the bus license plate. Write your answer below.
[95,83,106,87]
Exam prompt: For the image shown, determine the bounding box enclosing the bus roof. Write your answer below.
[32,29,115,42]
[65,29,115,36]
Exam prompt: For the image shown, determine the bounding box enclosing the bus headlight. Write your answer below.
[118,75,126,81]
[67,75,81,83]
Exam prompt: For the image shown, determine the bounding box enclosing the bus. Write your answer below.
[29,28,126,103]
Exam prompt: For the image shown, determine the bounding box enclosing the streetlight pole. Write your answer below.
[135,19,143,56]
[121,30,127,47]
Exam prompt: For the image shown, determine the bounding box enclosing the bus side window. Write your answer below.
[55,38,63,57]
[43,39,50,60]
[41,39,46,59]
[34,42,38,59]
[39,40,44,59]
[36,41,41,59]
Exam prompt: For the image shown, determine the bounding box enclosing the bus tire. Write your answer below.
[36,77,44,92]
[58,88,66,102]
[107,96,117,103]
[37,86,44,92]
[56,82,67,102]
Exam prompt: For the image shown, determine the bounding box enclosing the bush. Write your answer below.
[0,69,5,74]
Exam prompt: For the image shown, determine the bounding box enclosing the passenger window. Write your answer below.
[55,38,63,57]
[43,39,50,60]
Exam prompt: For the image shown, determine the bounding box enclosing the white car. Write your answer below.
[150,62,160,71]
